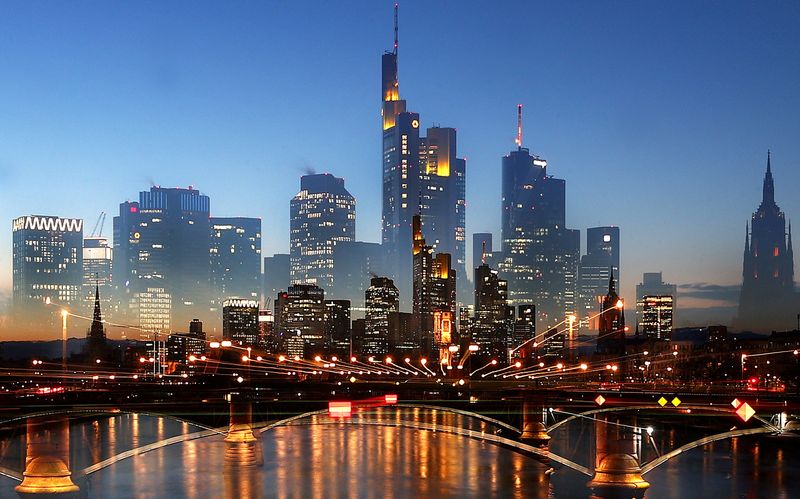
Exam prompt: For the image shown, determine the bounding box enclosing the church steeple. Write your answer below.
[762,150,775,208]
[608,267,616,295]
[92,283,102,324]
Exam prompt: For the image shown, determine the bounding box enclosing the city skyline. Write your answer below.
[2,1,800,337]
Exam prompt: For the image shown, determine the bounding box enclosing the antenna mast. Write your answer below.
[515,104,523,148]
[393,3,398,55]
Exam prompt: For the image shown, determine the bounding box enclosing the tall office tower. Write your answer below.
[472,262,511,361]
[83,236,112,315]
[639,295,674,340]
[635,272,677,330]
[166,319,205,366]
[210,217,261,303]
[113,187,212,333]
[275,284,326,356]
[738,152,797,331]
[85,284,108,361]
[364,277,400,355]
[513,305,536,350]
[331,241,388,306]
[262,254,290,304]
[222,299,259,347]
[499,106,579,331]
[577,226,620,331]
[324,299,351,354]
[389,311,416,355]
[12,215,83,333]
[257,309,277,352]
[596,272,626,356]
[412,215,456,360]
[419,127,467,299]
[473,233,493,275]
[290,174,356,290]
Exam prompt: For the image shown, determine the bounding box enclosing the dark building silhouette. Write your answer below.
[596,271,626,356]
[262,254,290,304]
[412,215,456,360]
[364,277,400,355]
[275,284,326,356]
[290,174,356,290]
[324,299,351,354]
[499,107,579,331]
[86,284,107,361]
[210,217,261,303]
[331,241,388,306]
[472,233,493,277]
[738,152,796,331]
[472,261,511,361]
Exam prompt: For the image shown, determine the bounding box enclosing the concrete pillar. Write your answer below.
[15,416,79,498]
[224,394,262,469]
[519,394,551,448]
[587,414,649,498]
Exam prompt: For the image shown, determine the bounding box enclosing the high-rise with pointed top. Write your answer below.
[737,151,796,331]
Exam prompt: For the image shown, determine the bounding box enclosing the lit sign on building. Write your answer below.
[12,216,83,233]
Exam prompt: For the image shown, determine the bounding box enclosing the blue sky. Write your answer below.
[1,1,799,323]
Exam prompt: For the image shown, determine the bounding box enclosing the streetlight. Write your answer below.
[60,309,69,372]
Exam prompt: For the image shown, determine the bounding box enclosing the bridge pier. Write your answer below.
[587,414,649,498]
[224,394,263,469]
[15,416,79,498]
[519,395,551,448]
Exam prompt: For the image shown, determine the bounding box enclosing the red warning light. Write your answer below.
[130,205,138,213]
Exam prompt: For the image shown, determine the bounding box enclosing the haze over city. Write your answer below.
[2,0,800,337]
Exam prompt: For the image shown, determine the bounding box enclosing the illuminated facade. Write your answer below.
[472,262,511,360]
[578,227,620,331]
[412,215,456,359]
[513,305,536,350]
[290,174,355,290]
[133,286,171,335]
[638,295,673,340]
[275,284,326,355]
[12,215,83,332]
[222,298,259,347]
[210,217,261,303]
[364,277,400,355]
[635,272,676,330]
[738,152,797,331]
[113,187,212,331]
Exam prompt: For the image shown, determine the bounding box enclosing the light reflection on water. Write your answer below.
[0,409,799,498]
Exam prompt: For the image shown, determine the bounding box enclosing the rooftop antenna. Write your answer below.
[481,241,487,265]
[393,3,398,56]
[515,104,523,148]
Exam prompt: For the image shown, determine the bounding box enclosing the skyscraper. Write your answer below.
[578,226,620,331]
[635,272,677,330]
[738,152,797,331]
[275,284,326,356]
[364,277,400,355]
[324,299,351,354]
[412,215,456,360]
[12,215,83,333]
[222,298,259,347]
[331,241,388,306]
[472,261,511,361]
[290,174,355,290]
[639,295,674,340]
[499,106,579,330]
[83,236,112,315]
[113,187,212,333]
[210,217,261,302]
[262,254,290,304]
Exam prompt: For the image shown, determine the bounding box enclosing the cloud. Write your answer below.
[678,282,740,308]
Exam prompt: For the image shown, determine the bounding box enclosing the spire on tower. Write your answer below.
[608,267,616,294]
[393,3,398,56]
[762,149,775,207]
[515,104,523,148]
[481,241,487,265]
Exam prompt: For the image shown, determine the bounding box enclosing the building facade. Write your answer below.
[364,277,400,355]
[210,217,261,303]
[578,226,620,331]
[275,284,326,356]
[222,298,259,347]
[639,295,674,340]
[472,262,511,361]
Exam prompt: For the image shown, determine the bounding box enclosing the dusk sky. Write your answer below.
[2,1,799,326]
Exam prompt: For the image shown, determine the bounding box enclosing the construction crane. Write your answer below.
[90,212,106,237]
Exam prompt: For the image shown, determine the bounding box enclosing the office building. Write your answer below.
[222,298,259,347]
[210,217,261,303]
[499,107,579,330]
[83,236,112,315]
[738,152,797,331]
[290,174,355,290]
[364,277,400,355]
[324,299,351,354]
[578,226,620,331]
[275,284,326,356]
[635,272,677,330]
[472,262,511,361]
[112,187,212,332]
[12,215,83,333]
[331,241,387,306]
[639,295,674,340]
